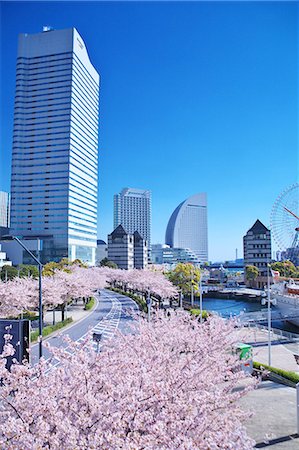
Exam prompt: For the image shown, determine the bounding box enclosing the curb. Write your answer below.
[31,295,99,347]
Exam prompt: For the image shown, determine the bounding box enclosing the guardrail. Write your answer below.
[246,322,299,342]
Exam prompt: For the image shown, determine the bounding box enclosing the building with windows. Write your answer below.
[165,193,208,262]
[107,225,134,270]
[0,191,10,238]
[0,244,12,269]
[133,231,148,269]
[9,27,99,265]
[151,244,201,266]
[114,188,151,250]
[96,239,108,265]
[0,192,10,228]
[243,219,272,288]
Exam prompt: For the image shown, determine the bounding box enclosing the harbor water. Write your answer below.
[193,297,299,335]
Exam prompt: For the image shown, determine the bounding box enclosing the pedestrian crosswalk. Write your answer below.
[77,291,122,351]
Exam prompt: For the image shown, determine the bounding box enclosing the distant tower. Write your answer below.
[165,193,208,262]
[10,28,99,265]
[114,188,151,249]
[235,248,238,261]
[243,219,271,288]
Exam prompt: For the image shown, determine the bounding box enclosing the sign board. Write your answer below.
[0,319,30,370]
[92,332,102,343]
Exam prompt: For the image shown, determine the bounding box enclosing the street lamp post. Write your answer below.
[199,264,203,324]
[267,264,271,366]
[1,235,43,359]
[261,263,276,366]
[191,265,194,307]
[146,292,152,322]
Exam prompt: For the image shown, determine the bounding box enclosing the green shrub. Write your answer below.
[21,310,38,321]
[84,297,95,310]
[109,287,147,312]
[190,308,209,320]
[31,317,73,342]
[253,361,299,384]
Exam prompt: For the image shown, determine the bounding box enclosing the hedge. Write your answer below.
[253,361,299,385]
[109,287,147,312]
[84,297,95,310]
[189,308,209,320]
[31,317,73,343]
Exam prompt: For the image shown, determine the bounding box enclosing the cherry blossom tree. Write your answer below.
[0,313,255,449]
[0,266,176,318]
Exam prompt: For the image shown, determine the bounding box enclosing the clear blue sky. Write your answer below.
[0,1,298,261]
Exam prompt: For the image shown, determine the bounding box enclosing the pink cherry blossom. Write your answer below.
[0,312,256,449]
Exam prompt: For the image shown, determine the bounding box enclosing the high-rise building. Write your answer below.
[114,188,151,248]
[0,191,10,228]
[108,225,134,270]
[10,27,99,265]
[133,231,148,269]
[165,193,208,262]
[243,219,271,288]
[96,239,108,265]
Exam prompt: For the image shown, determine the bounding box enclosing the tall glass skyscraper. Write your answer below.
[165,193,208,262]
[10,27,99,265]
[114,188,151,248]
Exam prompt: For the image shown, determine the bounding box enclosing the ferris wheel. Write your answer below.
[270,183,299,262]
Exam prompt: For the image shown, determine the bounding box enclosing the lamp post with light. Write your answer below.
[1,235,43,359]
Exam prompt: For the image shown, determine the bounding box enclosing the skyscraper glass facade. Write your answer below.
[165,193,208,262]
[114,188,151,248]
[10,28,99,264]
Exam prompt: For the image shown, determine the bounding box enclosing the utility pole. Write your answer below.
[199,264,203,323]
[191,265,194,307]
[267,263,271,366]
[147,292,152,322]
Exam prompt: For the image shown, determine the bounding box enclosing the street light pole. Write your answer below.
[267,263,271,366]
[191,266,194,307]
[1,235,43,358]
[199,264,203,324]
[146,292,151,322]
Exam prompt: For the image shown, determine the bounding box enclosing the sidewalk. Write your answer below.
[237,327,299,373]
[43,299,95,327]
[238,380,298,449]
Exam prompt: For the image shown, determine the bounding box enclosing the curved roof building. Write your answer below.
[165,193,208,262]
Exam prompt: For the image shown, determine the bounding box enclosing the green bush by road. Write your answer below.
[108,287,147,312]
[31,318,73,343]
[189,308,209,320]
[253,361,299,385]
[84,297,95,310]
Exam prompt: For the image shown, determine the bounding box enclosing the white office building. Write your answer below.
[114,188,151,248]
[10,27,99,265]
[165,193,208,262]
[0,192,10,228]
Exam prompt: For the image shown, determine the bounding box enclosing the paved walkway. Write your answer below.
[238,380,298,449]
[43,298,90,326]
[237,328,299,373]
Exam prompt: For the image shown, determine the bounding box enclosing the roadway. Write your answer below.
[30,289,139,365]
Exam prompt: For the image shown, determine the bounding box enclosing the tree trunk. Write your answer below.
[61,305,65,322]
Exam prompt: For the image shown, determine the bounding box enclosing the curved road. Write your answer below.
[30,289,139,365]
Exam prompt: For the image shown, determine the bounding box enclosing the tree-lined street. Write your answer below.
[30,289,139,365]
